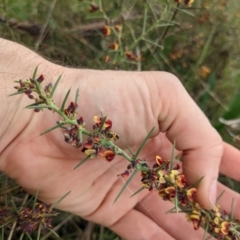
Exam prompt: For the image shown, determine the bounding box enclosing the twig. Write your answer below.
[40,214,74,240]
[80,221,95,240]
[35,0,57,50]
[7,194,29,240]
[153,3,180,53]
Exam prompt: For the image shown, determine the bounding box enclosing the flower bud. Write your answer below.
[37,75,44,83]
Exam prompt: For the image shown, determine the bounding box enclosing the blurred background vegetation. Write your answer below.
[1,0,240,239]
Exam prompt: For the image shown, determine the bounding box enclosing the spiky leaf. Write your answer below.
[50,75,62,98]
[130,186,145,198]
[40,123,65,136]
[32,66,39,80]
[114,169,139,203]
[134,127,154,160]
[75,88,80,103]
[51,191,71,209]
[73,155,91,170]
[60,88,71,112]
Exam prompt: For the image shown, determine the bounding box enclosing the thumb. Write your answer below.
[156,73,223,209]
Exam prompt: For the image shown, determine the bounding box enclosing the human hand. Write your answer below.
[1,38,240,240]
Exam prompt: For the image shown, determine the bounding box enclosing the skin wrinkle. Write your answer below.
[0,114,33,170]
[137,73,156,133]
[155,73,179,134]
[75,160,126,216]
[84,176,144,226]
[109,209,175,240]
[82,174,122,221]
[145,72,162,125]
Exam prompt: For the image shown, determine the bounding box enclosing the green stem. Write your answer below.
[100,139,133,162]
[34,82,92,136]
[129,5,168,50]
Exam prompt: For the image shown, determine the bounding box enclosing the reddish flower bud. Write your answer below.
[94,135,101,142]
[93,116,102,124]
[25,89,32,95]
[109,43,119,51]
[185,0,194,6]
[114,25,122,32]
[66,101,78,114]
[29,83,35,88]
[135,55,142,61]
[103,56,110,62]
[64,133,73,143]
[83,139,94,149]
[37,75,44,83]
[125,51,134,60]
[102,26,111,36]
[89,4,99,12]
[44,83,52,94]
[28,94,34,99]
[220,221,230,236]
[104,119,112,130]
[117,170,130,178]
[77,116,84,125]
[19,80,25,87]
[103,150,115,161]
[156,155,163,166]
[186,188,197,202]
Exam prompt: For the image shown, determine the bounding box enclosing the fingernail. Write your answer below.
[209,180,217,207]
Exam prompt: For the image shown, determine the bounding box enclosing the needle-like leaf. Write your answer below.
[25,103,40,108]
[170,140,176,171]
[98,116,107,133]
[40,123,65,136]
[50,75,62,98]
[174,187,178,213]
[125,144,134,156]
[60,88,71,112]
[133,127,154,160]
[165,207,186,214]
[9,90,26,96]
[10,199,19,215]
[114,169,139,204]
[216,190,225,203]
[165,206,176,214]
[231,198,235,219]
[25,232,33,240]
[130,186,145,198]
[192,176,204,188]
[36,224,42,240]
[32,66,39,80]
[73,155,91,170]
[19,233,24,240]
[75,88,79,103]
[50,191,71,210]
[203,222,209,240]
[47,228,60,238]
[26,105,49,109]
[32,189,39,211]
